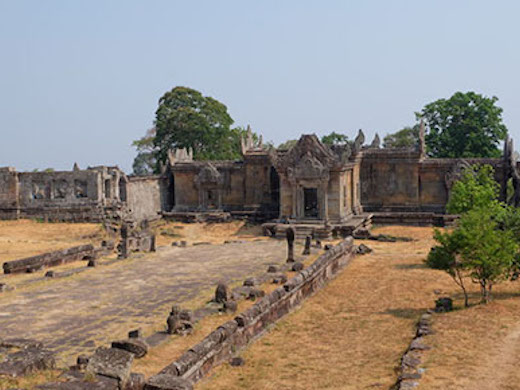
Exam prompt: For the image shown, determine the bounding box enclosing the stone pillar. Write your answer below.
[303,235,311,255]
[286,227,295,263]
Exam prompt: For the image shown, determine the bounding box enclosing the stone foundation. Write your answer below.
[146,237,355,386]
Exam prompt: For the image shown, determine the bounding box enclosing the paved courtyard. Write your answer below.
[0,240,288,364]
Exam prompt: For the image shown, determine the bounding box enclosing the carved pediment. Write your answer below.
[195,163,222,187]
[290,152,328,180]
[278,134,337,174]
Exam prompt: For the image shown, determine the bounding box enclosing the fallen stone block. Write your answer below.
[223,300,238,313]
[144,374,193,390]
[243,277,258,287]
[272,274,288,284]
[86,347,133,384]
[247,288,265,300]
[356,243,372,255]
[229,357,244,367]
[291,262,304,272]
[112,339,149,358]
[0,339,43,349]
[0,347,55,377]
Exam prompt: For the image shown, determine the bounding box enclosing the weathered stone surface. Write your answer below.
[356,243,372,254]
[3,244,95,274]
[229,357,244,367]
[409,338,431,351]
[214,282,228,303]
[128,329,142,339]
[291,262,304,272]
[223,300,237,313]
[167,307,193,335]
[302,235,311,255]
[86,347,134,383]
[126,372,146,390]
[272,274,288,284]
[248,288,265,300]
[243,278,258,287]
[0,339,43,349]
[111,339,149,358]
[145,374,193,390]
[37,375,119,390]
[0,347,55,377]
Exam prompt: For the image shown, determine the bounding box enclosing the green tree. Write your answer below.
[383,125,420,148]
[153,86,237,166]
[446,164,501,215]
[427,228,470,306]
[321,132,349,145]
[419,91,508,158]
[427,206,517,305]
[132,128,157,175]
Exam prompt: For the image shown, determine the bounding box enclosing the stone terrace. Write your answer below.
[0,240,289,365]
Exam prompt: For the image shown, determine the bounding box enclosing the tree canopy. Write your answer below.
[383,125,420,149]
[426,164,520,305]
[321,132,349,145]
[419,91,508,158]
[132,87,256,174]
[446,164,501,215]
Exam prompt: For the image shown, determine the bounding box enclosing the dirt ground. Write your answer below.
[0,219,105,264]
[4,223,520,389]
[197,226,520,390]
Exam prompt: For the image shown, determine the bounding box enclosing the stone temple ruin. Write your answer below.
[1,124,520,233]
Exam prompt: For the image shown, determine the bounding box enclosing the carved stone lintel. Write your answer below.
[445,160,471,190]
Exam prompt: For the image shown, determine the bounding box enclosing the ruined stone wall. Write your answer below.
[360,150,507,213]
[0,166,129,222]
[127,176,162,222]
[148,237,355,385]
[0,167,19,219]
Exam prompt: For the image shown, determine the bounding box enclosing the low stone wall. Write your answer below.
[146,237,355,387]
[3,244,97,274]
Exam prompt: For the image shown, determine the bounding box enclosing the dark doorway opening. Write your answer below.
[270,167,280,208]
[304,188,318,218]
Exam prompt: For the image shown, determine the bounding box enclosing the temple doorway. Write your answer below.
[303,188,318,218]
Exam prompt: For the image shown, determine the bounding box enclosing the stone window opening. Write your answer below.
[104,179,111,199]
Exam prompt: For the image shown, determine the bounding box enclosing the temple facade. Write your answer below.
[1,126,519,229]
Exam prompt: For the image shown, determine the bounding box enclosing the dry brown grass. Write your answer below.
[421,278,520,389]
[195,226,463,389]
[154,220,266,247]
[0,219,105,263]
[0,369,62,390]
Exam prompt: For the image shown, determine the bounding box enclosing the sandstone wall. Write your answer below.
[127,176,162,222]
[147,237,355,385]
[360,150,507,213]
[0,167,19,219]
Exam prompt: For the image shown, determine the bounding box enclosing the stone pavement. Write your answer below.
[0,240,288,364]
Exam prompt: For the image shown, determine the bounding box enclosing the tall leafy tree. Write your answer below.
[428,206,517,304]
[132,128,157,175]
[419,91,508,158]
[383,125,420,148]
[132,87,257,173]
[153,86,237,165]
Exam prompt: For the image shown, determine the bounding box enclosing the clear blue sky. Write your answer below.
[1,1,519,173]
